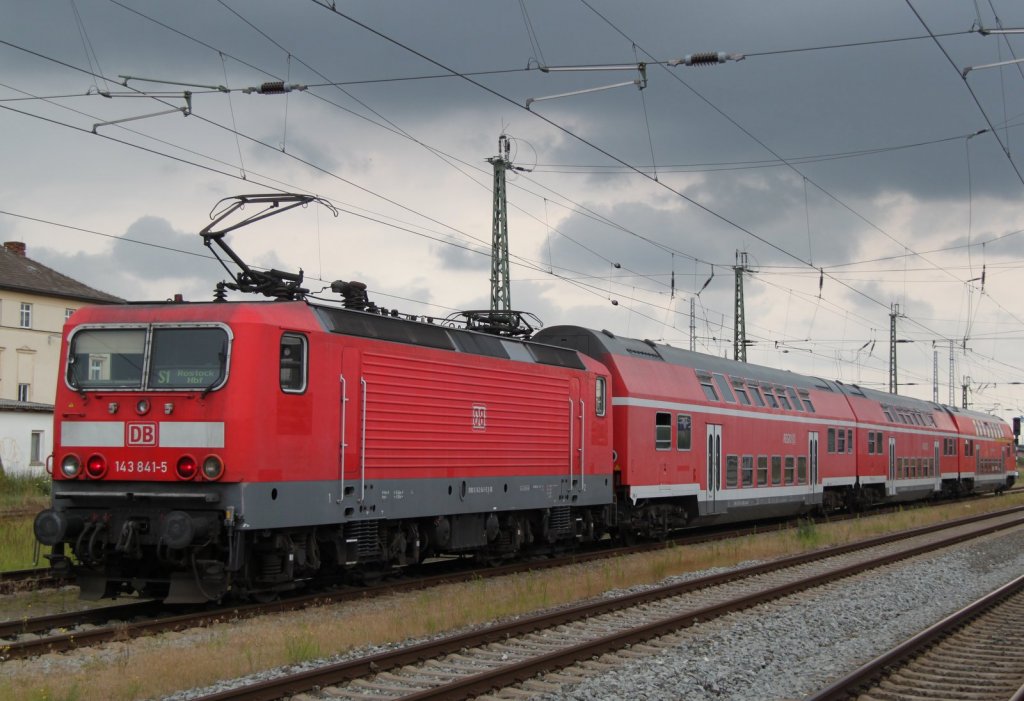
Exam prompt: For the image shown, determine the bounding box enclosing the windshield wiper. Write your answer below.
[200,343,227,399]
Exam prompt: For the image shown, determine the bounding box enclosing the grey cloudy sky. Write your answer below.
[2,0,1023,422]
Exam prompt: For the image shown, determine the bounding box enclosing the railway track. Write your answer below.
[3,502,1024,663]
[180,506,1024,701]
[0,567,58,595]
[806,572,1024,701]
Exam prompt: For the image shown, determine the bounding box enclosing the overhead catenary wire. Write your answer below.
[8,2,1024,405]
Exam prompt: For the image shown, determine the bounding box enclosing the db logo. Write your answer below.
[126,422,158,446]
[471,404,487,431]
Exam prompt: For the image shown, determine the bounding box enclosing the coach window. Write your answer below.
[595,376,607,416]
[827,428,836,453]
[784,456,795,484]
[734,381,751,406]
[771,456,782,485]
[798,390,815,413]
[786,387,803,411]
[797,456,807,484]
[776,390,792,410]
[757,456,768,486]
[748,384,766,407]
[726,455,738,488]
[742,455,754,487]
[836,429,846,453]
[847,429,854,453]
[280,333,307,393]
[763,388,779,409]
[677,414,692,450]
[655,412,672,450]
[713,374,736,402]
[698,372,719,401]
[868,432,876,454]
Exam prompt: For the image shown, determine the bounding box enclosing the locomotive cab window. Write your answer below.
[280,333,308,393]
[149,327,229,389]
[595,376,607,416]
[68,328,146,388]
[68,325,230,391]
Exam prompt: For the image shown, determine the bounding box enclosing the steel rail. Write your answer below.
[805,572,1024,701]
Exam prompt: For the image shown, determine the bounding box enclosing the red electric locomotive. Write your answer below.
[33,196,614,602]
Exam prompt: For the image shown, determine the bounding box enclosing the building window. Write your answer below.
[65,308,76,322]
[30,431,43,465]
[17,383,30,402]
[19,303,32,329]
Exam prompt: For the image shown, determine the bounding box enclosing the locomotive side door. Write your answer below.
[706,424,722,514]
[339,347,363,505]
[567,377,584,495]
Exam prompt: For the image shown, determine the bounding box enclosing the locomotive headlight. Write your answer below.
[136,399,151,415]
[60,454,81,478]
[201,455,224,481]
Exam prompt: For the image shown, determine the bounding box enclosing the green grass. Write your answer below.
[0,471,50,509]
[0,514,43,571]
[0,472,51,571]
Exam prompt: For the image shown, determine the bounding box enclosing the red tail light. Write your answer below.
[85,454,107,479]
[176,455,198,480]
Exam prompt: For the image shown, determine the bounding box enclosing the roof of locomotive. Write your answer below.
[67,299,593,373]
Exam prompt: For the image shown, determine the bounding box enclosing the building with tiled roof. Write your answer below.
[0,241,122,474]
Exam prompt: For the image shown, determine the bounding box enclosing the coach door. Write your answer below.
[808,431,820,496]
[933,441,942,493]
[706,424,722,514]
[887,436,897,496]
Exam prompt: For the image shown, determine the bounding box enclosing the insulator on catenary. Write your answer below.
[243,82,309,94]
[683,52,725,66]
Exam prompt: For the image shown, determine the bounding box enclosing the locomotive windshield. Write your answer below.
[68,326,229,391]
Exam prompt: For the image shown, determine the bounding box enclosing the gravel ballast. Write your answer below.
[535,527,1024,700]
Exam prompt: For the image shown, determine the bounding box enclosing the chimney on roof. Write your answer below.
[4,241,26,256]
